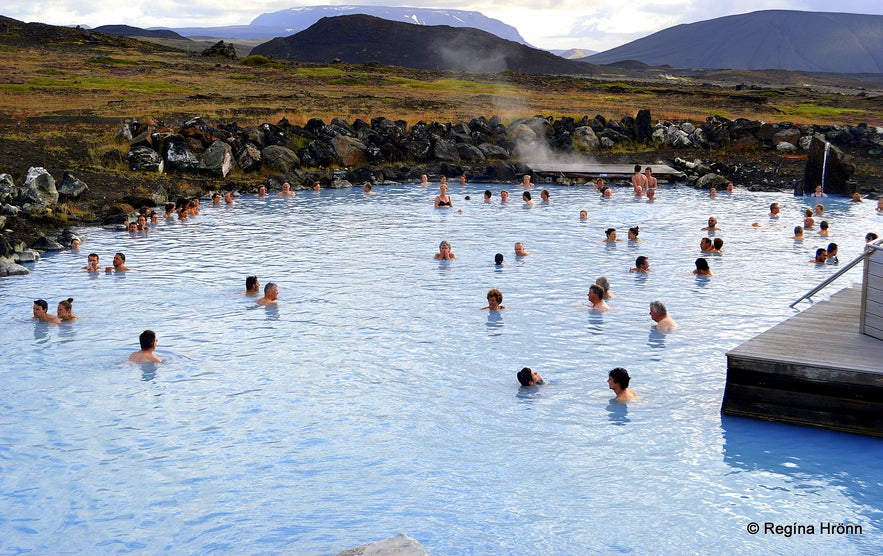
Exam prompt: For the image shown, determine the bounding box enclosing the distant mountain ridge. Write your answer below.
[584,10,883,74]
[251,14,594,74]
[93,25,191,41]
[164,5,528,45]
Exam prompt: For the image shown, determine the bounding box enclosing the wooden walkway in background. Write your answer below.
[529,163,683,183]
[723,287,883,437]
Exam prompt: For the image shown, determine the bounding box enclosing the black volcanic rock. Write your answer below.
[584,10,883,73]
[251,15,596,74]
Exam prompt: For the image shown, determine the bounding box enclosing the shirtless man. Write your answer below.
[517,367,545,387]
[514,242,531,257]
[629,256,650,273]
[631,165,647,193]
[258,185,268,196]
[769,202,780,218]
[500,190,509,203]
[700,237,717,253]
[105,252,129,272]
[83,253,100,272]
[245,275,260,295]
[32,299,61,324]
[588,284,609,312]
[257,283,279,305]
[650,300,678,332]
[701,216,721,231]
[279,182,296,196]
[644,167,658,189]
[608,367,637,403]
[129,329,162,363]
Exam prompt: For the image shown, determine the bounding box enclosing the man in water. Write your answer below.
[258,283,279,305]
[588,284,609,312]
[129,329,162,363]
[810,248,827,264]
[83,253,100,272]
[514,242,530,257]
[630,256,651,273]
[608,367,636,403]
[434,240,456,260]
[517,367,544,387]
[769,202,780,218]
[245,275,260,295]
[644,167,658,189]
[826,243,839,264]
[105,252,129,272]
[32,299,61,323]
[631,165,647,193]
[500,190,509,203]
[701,216,721,231]
[650,300,678,332]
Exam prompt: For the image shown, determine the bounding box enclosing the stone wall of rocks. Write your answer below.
[122,112,881,193]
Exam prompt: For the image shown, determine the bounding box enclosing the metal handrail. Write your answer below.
[790,239,883,308]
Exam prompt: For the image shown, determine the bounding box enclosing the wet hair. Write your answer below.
[609,367,631,388]
[634,164,642,173]
[713,238,724,250]
[439,240,451,250]
[34,299,48,311]
[264,282,277,295]
[494,253,504,265]
[645,167,653,173]
[700,237,713,248]
[115,252,125,262]
[868,233,879,242]
[815,248,827,260]
[139,329,156,350]
[165,202,175,212]
[246,276,258,290]
[650,300,667,316]
[88,253,99,260]
[628,226,639,238]
[589,284,605,300]
[522,191,532,201]
[487,289,503,304]
[804,208,814,217]
[541,189,550,198]
[819,220,829,230]
[794,226,803,235]
[770,202,779,211]
[827,242,838,253]
[695,257,710,271]
[517,367,534,386]
[58,298,74,312]
[605,228,616,238]
[595,276,611,294]
[484,190,492,198]
[635,256,648,268]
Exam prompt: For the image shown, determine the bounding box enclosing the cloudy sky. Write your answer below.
[3,0,881,51]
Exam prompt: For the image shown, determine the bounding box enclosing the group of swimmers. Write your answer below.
[33,172,881,398]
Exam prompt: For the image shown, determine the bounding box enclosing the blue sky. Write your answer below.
[2,0,880,51]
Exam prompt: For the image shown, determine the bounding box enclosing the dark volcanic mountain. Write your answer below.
[92,25,191,41]
[584,10,883,74]
[251,14,595,74]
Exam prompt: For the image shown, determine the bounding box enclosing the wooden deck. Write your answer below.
[722,286,883,437]
[528,163,683,183]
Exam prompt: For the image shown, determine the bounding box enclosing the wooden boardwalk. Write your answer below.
[722,287,883,437]
[529,163,683,183]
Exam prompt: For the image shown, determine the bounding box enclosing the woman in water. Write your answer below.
[483,289,506,310]
[434,240,456,260]
[627,226,641,242]
[693,257,713,276]
[57,298,78,321]
[604,228,620,242]
[434,184,452,209]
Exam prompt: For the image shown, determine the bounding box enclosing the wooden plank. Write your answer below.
[724,286,883,436]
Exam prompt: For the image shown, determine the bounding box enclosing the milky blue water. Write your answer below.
[1,183,882,555]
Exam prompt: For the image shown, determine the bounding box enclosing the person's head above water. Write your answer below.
[517,367,544,387]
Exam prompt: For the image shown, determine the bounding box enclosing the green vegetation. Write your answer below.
[777,103,867,120]
[89,56,139,65]
[292,67,346,78]
[0,76,189,94]
[385,77,516,96]
[329,77,366,86]
[241,55,286,69]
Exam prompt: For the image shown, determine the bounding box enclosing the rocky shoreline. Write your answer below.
[2,110,881,276]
